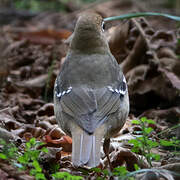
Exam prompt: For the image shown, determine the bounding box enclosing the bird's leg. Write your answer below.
[103,138,113,171]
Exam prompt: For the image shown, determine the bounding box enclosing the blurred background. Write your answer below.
[0,0,179,179]
[0,0,179,118]
[0,0,180,25]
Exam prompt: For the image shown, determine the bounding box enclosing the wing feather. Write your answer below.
[59,86,121,134]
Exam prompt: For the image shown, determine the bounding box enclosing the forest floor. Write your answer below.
[0,0,179,179]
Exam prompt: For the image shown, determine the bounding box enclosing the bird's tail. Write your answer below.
[71,124,105,167]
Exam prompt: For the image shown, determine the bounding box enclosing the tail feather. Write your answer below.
[87,132,103,167]
[71,124,105,167]
[80,132,93,164]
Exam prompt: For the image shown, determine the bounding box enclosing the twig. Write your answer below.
[156,123,180,136]
[0,107,10,113]
[131,18,159,62]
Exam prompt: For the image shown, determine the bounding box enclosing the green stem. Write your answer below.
[104,12,180,22]
[156,123,180,136]
[141,121,152,167]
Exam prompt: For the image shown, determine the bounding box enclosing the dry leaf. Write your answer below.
[44,135,72,152]
[18,29,72,45]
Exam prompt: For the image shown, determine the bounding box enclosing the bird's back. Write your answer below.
[59,51,122,89]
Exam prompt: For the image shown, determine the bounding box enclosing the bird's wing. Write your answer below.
[55,77,127,134]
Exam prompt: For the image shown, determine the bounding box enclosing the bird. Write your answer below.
[54,12,129,168]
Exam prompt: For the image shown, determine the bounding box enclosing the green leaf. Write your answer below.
[52,172,69,178]
[134,164,140,171]
[38,142,46,146]
[41,147,48,153]
[140,117,148,123]
[49,162,60,173]
[131,147,140,153]
[18,155,27,164]
[72,176,83,180]
[146,119,156,124]
[30,169,37,176]
[26,142,31,149]
[147,153,160,161]
[103,169,109,176]
[137,136,144,142]
[104,12,180,22]
[91,167,101,173]
[131,120,140,124]
[144,127,153,134]
[30,138,36,145]
[160,140,174,146]
[128,139,140,146]
[52,172,83,180]
[0,153,7,159]
[153,154,160,161]
[113,166,128,176]
[28,149,40,161]
[35,173,46,180]
[147,140,159,148]
[32,160,42,172]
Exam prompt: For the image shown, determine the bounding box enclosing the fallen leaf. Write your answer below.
[44,135,72,152]
[18,29,72,45]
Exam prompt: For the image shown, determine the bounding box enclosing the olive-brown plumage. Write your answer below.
[54,12,129,167]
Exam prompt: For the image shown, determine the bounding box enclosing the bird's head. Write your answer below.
[70,12,109,54]
[75,12,104,34]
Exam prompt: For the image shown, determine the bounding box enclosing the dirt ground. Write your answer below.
[0,0,179,179]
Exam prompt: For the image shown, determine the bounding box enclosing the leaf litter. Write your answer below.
[0,0,180,179]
